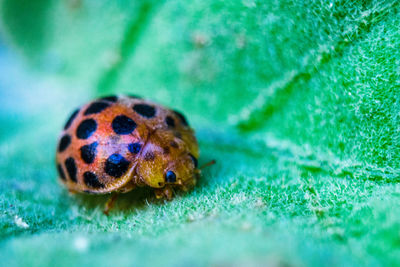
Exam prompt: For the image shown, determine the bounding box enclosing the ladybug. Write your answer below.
[56,95,200,212]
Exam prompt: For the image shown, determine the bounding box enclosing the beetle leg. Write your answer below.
[68,189,77,195]
[103,193,119,216]
[154,189,164,199]
[154,185,173,200]
[163,185,173,200]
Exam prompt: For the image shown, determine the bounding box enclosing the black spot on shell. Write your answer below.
[84,102,110,115]
[83,171,104,188]
[65,157,77,182]
[133,104,156,118]
[105,153,130,178]
[76,119,97,139]
[57,164,66,181]
[64,109,79,130]
[128,142,141,154]
[165,116,175,127]
[99,95,118,102]
[174,110,189,126]
[144,152,155,161]
[58,134,71,152]
[80,142,98,164]
[112,115,137,135]
[189,153,198,168]
[165,171,176,183]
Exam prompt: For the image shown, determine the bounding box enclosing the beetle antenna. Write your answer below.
[199,160,216,170]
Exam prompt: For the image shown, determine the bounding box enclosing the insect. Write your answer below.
[56,95,202,213]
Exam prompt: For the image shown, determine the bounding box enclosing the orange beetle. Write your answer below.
[56,95,200,213]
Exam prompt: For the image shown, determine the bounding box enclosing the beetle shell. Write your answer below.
[56,95,199,197]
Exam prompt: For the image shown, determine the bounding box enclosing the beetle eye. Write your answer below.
[165,171,176,182]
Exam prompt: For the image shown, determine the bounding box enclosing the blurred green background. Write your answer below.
[0,0,399,266]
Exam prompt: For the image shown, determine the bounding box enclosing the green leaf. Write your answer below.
[0,0,399,266]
